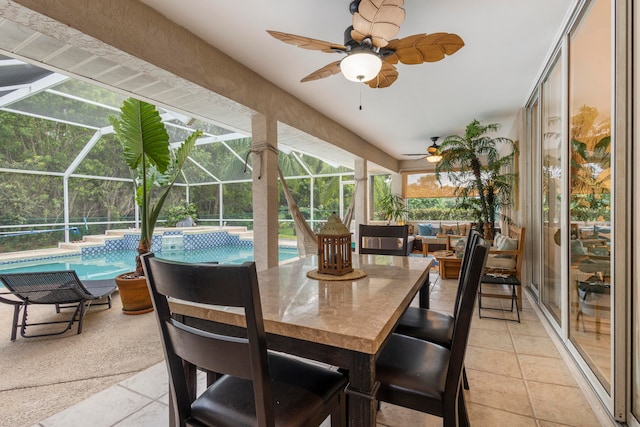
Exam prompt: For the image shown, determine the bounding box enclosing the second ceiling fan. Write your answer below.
[404,136,443,162]
[267,0,464,88]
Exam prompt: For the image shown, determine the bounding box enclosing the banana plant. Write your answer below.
[110,98,202,275]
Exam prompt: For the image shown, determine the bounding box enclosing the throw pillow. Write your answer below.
[498,236,518,251]
[418,223,433,236]
[493,232,505,249]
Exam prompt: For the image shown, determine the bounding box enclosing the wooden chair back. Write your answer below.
[141,255,275,426]
[358,224,409,256]
[452,229,482,312]
[487,224,526,281]
[446,240,489,409]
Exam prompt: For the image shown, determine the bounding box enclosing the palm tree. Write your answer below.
[436,119,517,239]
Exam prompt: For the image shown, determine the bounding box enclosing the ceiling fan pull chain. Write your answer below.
[359,88,363,110]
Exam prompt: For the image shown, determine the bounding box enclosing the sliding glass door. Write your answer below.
[540,56,563,324]
[566,0,612,392]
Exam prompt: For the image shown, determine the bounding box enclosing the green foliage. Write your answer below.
[378,191,408,225]
[436,119,517,238]
[110,98,202,274]
[166,202,198,227]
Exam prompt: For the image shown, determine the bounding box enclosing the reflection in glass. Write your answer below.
[567,0,612,392]
[635,0,640,419]
[541,56,563,323]
[528,98,539,297]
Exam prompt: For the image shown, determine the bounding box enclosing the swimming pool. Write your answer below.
[0,246,299,281]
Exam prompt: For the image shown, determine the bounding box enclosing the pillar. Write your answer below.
[251,114,279,270]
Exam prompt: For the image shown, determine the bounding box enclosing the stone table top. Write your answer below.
[170,254,432,354]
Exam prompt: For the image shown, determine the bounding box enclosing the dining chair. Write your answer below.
[393,228,480,389]
[358,224,410,256]
[375,240,490,427]
[141,254,348,427]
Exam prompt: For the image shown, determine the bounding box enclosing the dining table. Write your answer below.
[169,253,434,427]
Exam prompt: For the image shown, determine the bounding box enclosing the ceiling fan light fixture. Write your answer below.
[340,51,382,82]
[426,154,443,163]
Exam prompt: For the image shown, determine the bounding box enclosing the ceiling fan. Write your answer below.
[267,0,464,88]
[403,136,443,162]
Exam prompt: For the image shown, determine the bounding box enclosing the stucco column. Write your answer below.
[251,114,279,270]
[354,158,367,253]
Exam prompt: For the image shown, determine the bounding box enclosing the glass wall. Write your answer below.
[567,0,612,391]
[528,0,623,419]
[527,97,540,298]
[632,0,639,421]
[541,55,564,324]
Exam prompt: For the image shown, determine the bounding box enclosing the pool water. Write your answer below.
[0,246,299,281]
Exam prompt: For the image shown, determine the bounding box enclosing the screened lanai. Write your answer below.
[0,56,358,253]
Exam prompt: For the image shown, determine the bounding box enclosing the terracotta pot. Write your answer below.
[114,273,154,315]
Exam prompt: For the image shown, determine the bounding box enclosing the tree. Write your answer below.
[436,119,517,239]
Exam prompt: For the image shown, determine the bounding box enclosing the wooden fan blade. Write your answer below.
[351,0,405,48]
[301,61,342,82]
[364,63,398,88]
[386,33,465,64]
[267,30,346,53]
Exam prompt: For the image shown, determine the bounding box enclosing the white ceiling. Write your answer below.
[139,0,574,160]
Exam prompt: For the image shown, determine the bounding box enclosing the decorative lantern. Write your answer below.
[317,213,353,276]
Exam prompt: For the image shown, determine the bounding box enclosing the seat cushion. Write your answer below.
[191,352,347,427]
[376,333,450,415]
[486,255,517,270]
[395,307,454,348]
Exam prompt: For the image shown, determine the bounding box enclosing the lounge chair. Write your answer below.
[0,271,116,340]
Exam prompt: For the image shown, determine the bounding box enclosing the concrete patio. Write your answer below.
[0,271,614,427]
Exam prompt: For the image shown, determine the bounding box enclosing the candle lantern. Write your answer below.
[317,213,353,276]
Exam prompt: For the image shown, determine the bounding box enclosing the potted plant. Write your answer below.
[110,98,202,314]
[379,191,409,225]
[436,119,517,239]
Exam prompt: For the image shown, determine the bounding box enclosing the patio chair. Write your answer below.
[141,254,348,427]
[0,271,116,340]
[375,240,490,427]
[394,229,481,389]
[359,224,410,256]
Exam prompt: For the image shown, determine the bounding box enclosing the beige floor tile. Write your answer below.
[465,345,522,378]
[425,299,455,314]
[465,369,533,417]
[468,327,515,352]
[467,402,537,426]
[119,362,168,399]
[518,354,578,387]
[376,402,440,427]
[527,381,601,427]
[537,421,582,427]
[508,319,551,338]
[40,386,153,427]
[113,401,169,427]
[471,316,510,332]
[429,282,459,298]
[519,309,543,322]
[512,334,561,358]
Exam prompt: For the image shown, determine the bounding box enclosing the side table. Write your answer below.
[435,254,462,279]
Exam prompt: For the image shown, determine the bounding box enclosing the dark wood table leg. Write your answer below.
[419,273,430,309]
[345,352,379,426]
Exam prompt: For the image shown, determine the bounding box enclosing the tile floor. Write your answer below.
[33,273,615,427]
